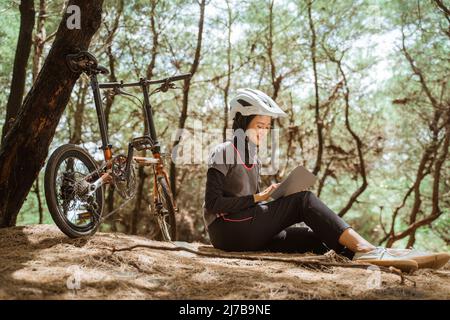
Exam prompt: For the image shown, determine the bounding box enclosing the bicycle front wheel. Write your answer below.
[156,177,177,241]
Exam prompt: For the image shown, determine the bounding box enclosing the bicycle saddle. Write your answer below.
[96,65,109,75]
[66,51,109,75]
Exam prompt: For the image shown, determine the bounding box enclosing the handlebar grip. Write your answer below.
[98,82,122,89]
[145,73,192,85]
[168,73,192,82]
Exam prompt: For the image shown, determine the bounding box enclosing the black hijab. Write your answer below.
[232,112,257,166]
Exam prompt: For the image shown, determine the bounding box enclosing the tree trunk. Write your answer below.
[0,0,104,227]
[106,185,116,232]
[130,166,147,235]
[34,178,44,224]
[103,0,123,126]
[335,60,368,217]
[104,46,117,127]
[69,81,88,144]
[222,0,233,141]
[2,0,36,143]
[31,0,47,225]
[170,0,206,199]
[307,0,323,176]
[32,0,47,82]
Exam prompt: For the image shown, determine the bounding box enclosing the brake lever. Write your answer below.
[149,87,161,96]
[113,86,123,95]
[114,88,138,101]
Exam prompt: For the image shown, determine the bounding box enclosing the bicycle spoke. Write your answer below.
[55,157,99,229]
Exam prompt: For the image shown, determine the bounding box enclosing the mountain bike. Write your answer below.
[44,51,190,240]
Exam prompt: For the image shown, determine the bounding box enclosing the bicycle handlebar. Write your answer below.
[98,73,191,89]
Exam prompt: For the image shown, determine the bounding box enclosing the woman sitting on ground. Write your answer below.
[202,88,449,272]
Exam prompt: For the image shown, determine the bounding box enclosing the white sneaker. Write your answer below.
[353,247,418,272]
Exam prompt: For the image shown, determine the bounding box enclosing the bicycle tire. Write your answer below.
[156,176,177,241]
[44,144,104,238]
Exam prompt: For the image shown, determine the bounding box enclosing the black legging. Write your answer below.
[208,191,354,259]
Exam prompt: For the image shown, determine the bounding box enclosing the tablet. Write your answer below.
[269,166,317,201]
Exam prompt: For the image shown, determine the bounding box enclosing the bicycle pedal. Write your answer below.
[131,136,153,151]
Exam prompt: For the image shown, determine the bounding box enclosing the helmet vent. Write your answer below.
[260,96,273,108]
[237,99,252,106]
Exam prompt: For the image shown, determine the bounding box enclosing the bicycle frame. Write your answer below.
[88,72,190,209]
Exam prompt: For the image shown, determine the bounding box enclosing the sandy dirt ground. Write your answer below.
[0,224,448,300]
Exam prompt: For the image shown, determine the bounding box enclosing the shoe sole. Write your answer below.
[412,253,450,269]
[354,259,418,273]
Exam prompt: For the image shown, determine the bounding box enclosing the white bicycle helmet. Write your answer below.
[229,88,287,120]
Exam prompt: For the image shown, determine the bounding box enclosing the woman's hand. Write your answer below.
[254,183,280,202]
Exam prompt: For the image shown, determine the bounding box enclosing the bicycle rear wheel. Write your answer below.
[44,144,104,238]
[155,177,177,241]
